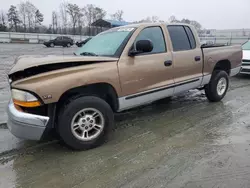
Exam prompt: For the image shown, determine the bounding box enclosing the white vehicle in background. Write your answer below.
[240,41,250,74]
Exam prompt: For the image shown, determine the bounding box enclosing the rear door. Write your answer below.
[167,25,203,94]
[118,26,174,110]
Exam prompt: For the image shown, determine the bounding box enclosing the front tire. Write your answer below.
[58,96,114,150]
[205,70,229,102]
[50,43,55,47]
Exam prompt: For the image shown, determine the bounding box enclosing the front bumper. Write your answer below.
[7,100,50,140]
[240,64,250,74]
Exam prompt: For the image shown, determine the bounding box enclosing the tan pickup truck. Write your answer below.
[7,23,242,150]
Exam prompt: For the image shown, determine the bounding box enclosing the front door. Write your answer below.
[167,25,203,94]
[118,26,174,111]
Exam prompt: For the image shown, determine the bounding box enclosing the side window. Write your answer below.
[135,26,166,54]
[167,25,191,51]
[184,26,196,49]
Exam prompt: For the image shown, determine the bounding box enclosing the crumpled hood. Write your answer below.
[9,55,118,74]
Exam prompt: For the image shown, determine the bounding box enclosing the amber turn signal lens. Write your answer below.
[13,99,41,107]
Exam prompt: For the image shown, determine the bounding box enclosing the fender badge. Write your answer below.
[43,95,52,100]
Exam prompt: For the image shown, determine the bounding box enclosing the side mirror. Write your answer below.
[129,40,153,56]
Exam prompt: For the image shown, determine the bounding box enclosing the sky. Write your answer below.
[1,0,250,29]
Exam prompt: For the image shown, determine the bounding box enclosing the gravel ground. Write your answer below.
[1,44,250,188]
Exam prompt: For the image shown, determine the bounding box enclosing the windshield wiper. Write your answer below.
[80,52,99,56]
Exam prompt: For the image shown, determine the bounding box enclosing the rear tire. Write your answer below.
[205,70,229,102]
[67,43,71,47]
[58,96,114,150]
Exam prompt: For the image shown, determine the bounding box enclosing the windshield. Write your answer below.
[242,41,250,50]
[75,27,135,57]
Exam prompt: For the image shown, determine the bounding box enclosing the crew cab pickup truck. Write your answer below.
[7,23,242,150]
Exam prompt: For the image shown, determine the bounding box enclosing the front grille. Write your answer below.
[242,63,250,66]
[241,68,250,73]
[242,59,250,63]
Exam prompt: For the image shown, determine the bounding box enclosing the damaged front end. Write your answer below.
[6,55,119,141]
[8,55,118,82]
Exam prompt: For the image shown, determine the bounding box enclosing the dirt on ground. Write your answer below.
[1,44,250,188]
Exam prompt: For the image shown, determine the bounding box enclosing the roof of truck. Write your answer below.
[117,22,193,28]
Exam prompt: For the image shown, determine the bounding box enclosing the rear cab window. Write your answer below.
[184,26,196,49]
[167,25,196,51]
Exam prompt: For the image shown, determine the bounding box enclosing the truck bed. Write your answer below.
[201,44,242,75]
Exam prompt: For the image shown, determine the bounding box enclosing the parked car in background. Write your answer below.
[43,36,74,47]
[76,37,92,47]
[240,41,250,74]
[7,23,242,150]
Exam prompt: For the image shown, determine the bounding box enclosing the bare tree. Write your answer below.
[83,4,106,33]
[0,10,7,31]
[169,15,178,23]
[19,1,27,31]
[0,11,6,25]
[26,1,36,32]
[111,10,123,21]
[19,1,37,32]
[151,16,159,22]
[93,6,106,23]
[66,3,81,35]
[137,17,151,23]
[168,15,202,32]
[190,20,202,32]
[52,11,58,34]
[83,4,106,35]
[77,10,84,35]
[135,16,159,23]
[60,1,68,34]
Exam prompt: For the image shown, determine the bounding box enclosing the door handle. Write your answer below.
[164,60,172,66]
[195,56,201,61]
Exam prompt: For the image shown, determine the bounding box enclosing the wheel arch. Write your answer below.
[213,59,231,75]
[57,82,119,113]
